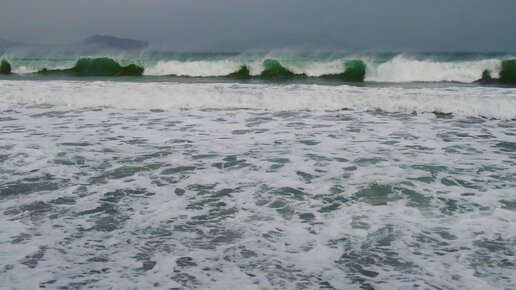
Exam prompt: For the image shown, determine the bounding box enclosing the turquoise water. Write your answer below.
[0,51,515,289]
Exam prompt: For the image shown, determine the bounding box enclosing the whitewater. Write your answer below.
[0,52,515,290]
[2,52,515,83]
[0,80,515,119]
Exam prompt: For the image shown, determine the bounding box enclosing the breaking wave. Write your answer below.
[1,80,515,119]
[39,57,144,76]
[1,54,516,84]
[365,55,502,83]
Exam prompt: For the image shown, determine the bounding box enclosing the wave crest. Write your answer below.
[144,60,242,77]
[2,54,515,84]
[38,58,144,76]
[365,55,501,83]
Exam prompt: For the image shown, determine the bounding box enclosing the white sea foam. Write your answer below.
[132,56,506,82]
[0,102,514,289]
[143,57,504,82]
[8,59,76,74]
[11,65,38,74]
[144,60,244,77]
[11,64,69,74]
[282,60,345,76]
[365,55,502,83]
[4,54,511,84]
[144,59,266,77]
[0,80,515,119]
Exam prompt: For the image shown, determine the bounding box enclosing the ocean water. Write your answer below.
[2,51,514,82]
[0,52,516,289]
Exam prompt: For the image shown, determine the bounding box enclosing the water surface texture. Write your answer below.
[0,90,515,289]
[1,50,516,289]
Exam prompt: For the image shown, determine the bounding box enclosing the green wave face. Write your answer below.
[39,58,144,76]
[343,60,366,82]
[0,59,11,74]
[72,58,123,76]
[3,53,512,85]
[227,65,251,79]
[320,60,366,82]
[500,60,516,84]
[119,63,145,76]
[260,59,298,79]
[71,58,144,76]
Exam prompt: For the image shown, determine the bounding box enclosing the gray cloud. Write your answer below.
[0,0,515,51]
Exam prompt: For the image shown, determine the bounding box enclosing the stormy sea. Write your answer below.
[0,50,515,289]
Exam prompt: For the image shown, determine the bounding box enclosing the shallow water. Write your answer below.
[0,99,515,289]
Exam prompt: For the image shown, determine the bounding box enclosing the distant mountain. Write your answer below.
[0,35,149,56]
[76,35,149,50]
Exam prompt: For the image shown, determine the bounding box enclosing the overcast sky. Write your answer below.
[1,0,515,51]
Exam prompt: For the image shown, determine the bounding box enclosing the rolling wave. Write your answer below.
[39,57,144,76]
[142,57,503,83]
[1,54,515,84]
[1,80,515,119]
[144,60,243,77]
[365,55,501,83]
